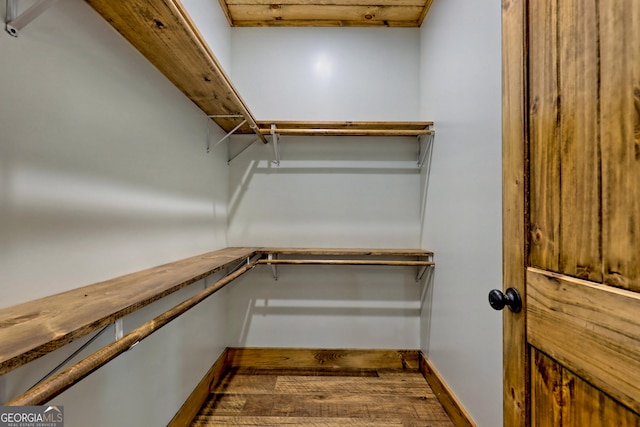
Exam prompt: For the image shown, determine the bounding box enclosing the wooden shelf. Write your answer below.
[83,2,434,145]
[0,247,257,375]
[85,0,265,141]
[0,247,432,376]
[258,121,434,137]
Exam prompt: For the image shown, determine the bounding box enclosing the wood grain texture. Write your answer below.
[0,247,257,375]
[228,4,425,27]
[600,0,640,291]
[532,349,640,426]
[531,349,564,427]
[527,267,640,414]
[226,348,421,371]
[528,0,561,272]
[524,0,640,424]
[274,375,430,395]
[221,0,433,27]
[502,0,529,425]
[84,0,264,139]
[419,353,477,427]
[5,259,261,406]
[191,352,454,426]
[228,393,445,418]
[562,368,640,426]
[168,348,230,427]
[557,0,602,282]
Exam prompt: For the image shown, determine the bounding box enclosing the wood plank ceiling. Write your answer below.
[218,0,434,27]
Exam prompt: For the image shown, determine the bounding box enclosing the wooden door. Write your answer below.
[503,0,640,426]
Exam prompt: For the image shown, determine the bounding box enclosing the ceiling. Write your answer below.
[217,0,434,27]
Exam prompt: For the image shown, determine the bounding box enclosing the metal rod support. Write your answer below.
[5,0,58,37]
[271,124,280,166]
[115,318,124,340]
[416,265,433,282]
[417,132,435,168]
[227,137,260,164]
[208,118,247,153]
[28,325,110,391]
[267,254,278,280]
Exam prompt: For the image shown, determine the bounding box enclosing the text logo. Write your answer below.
[0,406,64,427]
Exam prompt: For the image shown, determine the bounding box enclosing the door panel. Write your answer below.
[563,367,640,427]
[600,0,640,292]
[528,0,560,273]
[527,268,640,414]
[557,0,601,281]
[532,350,640,427]
[503,0,640,424]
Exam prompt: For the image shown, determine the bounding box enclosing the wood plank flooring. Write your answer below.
[190,367,454,426]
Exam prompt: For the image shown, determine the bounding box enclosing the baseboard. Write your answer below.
[167,348,229,427]
[226,347,421,370]
[419,352,477,427]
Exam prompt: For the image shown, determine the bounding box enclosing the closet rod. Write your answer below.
[5,258,260,406]
[259,128,434,137]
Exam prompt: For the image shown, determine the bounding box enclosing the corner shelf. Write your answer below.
[0,247,433,377]
[83,0,434,153]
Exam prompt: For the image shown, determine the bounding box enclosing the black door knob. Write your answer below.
[488,288,522,313]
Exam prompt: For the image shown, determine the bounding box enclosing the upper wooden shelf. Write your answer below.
[85,0,264,141]
[258,121,434,137]
[218,0,435,27]
[0,247,432,376]
[84,1,434,144]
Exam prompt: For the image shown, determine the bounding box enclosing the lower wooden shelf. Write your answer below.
[0,248,434,378]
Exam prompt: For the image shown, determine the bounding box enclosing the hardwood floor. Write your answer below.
[190,367,455,426]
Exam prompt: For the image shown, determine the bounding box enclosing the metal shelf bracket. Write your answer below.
[227,136,261,164]
[206,114,246,153]
[5,0,58,37]
[417,129,435,169]
[415,254,434,282]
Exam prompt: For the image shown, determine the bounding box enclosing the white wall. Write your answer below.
[0,0,231,425]
[226,28,423,349]
[227,264,421,349]
[419,1,503,426]
[231,27,420,120]
[183,0,232,71]
[228,27,422,247]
